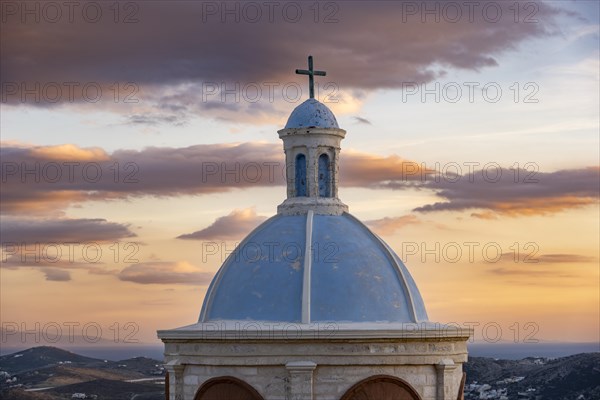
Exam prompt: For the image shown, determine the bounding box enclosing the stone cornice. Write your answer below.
[157,322,473,342]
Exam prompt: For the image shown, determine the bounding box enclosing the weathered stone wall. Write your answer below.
[183,365,288,400]
[163,337,468,400]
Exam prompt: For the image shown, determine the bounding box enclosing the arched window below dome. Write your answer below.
[340,375,422,400]
[194,376,264,400]
[318,153,331,198]
[295,153,307,197]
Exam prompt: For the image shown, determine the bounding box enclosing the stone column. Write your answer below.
[307,147,318,197]
[285,148,294,199]
[286,361,317,400]
[332,148,340,198]
[435,359,458,400]
[165,362,185,400]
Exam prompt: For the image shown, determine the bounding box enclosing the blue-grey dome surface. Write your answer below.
[199,213,428,324]
[284,98,339,129]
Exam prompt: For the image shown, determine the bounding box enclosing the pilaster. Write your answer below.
[307,146,318,198]
[286,361,317,400]
[435,359,458,400]
[165,361,185,400]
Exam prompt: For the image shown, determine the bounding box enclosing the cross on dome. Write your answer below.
[295,55,326,99]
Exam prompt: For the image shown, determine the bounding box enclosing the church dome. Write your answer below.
[159,58,470,400]
[199,56,428,326]
[285,98,339,129]
[199,212,428,324]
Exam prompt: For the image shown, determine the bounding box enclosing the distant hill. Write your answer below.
[465,353,600,400]
[0,347,165,399]
[0,346,101,374]
[101,356,165,376]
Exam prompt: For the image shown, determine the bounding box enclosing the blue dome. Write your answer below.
[285,99,339,129]
[199,213,428,324]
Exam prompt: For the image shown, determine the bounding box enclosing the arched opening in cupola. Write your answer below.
[295,153,307,196]
[318,153,331,198]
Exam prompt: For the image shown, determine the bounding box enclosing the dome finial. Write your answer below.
[295,55,326,99]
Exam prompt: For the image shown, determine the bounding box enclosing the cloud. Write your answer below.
[353,116,372,125]
[0,217,136,244]
[365,215,421,236]
[470,211,498,220]
[534,254,597,263]
[0,142,426,215]
[43,268,72,282]
[2,143,598,218]
[413,167,600,217]
[488,267,579,280]
[0,1,567,123]
[178,208,267,240]
[118,261,213,285]
[0,142,284,215]
[29,144,110,162]
[125,113,187,127]
[491,252,597,265]
[341,151,429,188]
[0,251,115,282]
[483,252,596,284]
[0,217,136,281]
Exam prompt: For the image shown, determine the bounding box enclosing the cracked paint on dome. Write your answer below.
[285,98,339,129]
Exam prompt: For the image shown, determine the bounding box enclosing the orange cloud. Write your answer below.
[341,151,430,187]
[365,215,421,236]
[485,196,598,216]
[178,208,267,240]
[490,252,596,265]
[29,144,110,162]
[118,261,213,285]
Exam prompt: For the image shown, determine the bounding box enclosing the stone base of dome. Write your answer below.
[158,321,472,341]
[277,197,348,215]
[159,323,471,400]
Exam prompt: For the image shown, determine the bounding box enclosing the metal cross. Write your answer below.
[295,55,326,99]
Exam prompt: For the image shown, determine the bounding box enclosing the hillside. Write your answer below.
[0,347,101,374]
[465,353,600,400]
[0,347,165,399]
[47,378,163,400]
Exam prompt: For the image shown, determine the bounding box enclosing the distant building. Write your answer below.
[158,56,472,400]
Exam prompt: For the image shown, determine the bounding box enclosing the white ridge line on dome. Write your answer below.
[376,236,420,323]
[301,210,314,324]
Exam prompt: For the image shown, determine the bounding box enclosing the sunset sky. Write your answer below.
[1,1,598,347]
